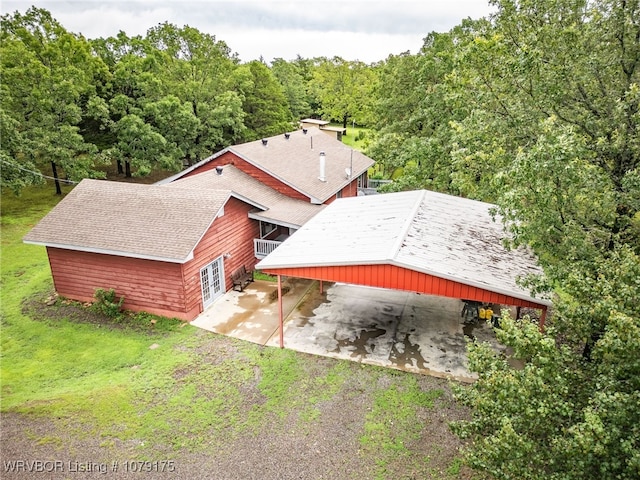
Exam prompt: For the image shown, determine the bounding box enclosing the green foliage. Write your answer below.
[364,1,640,478]
[341,126,371,152]
[1,7,110,193]
[253,270,277,282]
[233,60,293,140]
[309,56,377,128]
[271,57,313,121]
[92,288,125,318]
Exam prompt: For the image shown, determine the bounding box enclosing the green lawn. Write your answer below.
[338,125,371,152]
[1,184,472,478]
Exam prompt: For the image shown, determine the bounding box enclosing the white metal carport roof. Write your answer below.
[256,190,551,348]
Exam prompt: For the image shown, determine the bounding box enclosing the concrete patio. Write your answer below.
[191,278,507,382]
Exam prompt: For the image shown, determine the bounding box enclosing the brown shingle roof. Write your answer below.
[160,127,376,203]
[23,179,236,263]
[169,165,324,228]
[230,127,374,203]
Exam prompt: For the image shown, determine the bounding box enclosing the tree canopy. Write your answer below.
[362,1,639,478]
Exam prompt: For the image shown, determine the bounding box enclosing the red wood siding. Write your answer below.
[261,264,548,310]
[181,196,259,316]
[46,247,190,319]
[46,197,260,321]
[185,152,308,201]
[325,178,361,204]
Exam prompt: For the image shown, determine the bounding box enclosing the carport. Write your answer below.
[256,190,552,349]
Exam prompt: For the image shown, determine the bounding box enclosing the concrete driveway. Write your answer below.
[191,279,506,382]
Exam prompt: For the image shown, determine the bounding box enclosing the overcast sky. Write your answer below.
[2,1,495,63]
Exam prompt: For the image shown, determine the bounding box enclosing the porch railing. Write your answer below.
[254,238,282,259]
[368,179,392,189]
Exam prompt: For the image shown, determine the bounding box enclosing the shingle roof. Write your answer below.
[230,127,374,203]
[159,127,375,203]
[168,165,324,228]
[256,190,551,306]
[23,179,239,263]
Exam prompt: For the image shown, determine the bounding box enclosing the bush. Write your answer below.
[93,288,124,318]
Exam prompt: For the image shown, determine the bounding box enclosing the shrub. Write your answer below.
[93,288,124,318]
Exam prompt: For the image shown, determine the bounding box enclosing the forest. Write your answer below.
[1,1,639,478]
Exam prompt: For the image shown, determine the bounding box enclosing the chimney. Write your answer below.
[318,151,326,182]
[261,138,268,146]
[215,166,223,175]
[284,132,290,139]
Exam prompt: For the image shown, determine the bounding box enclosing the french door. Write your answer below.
[200,256,225,308]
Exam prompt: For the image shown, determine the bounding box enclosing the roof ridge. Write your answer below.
[387,190,426,261]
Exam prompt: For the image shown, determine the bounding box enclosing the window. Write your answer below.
[260,221,277,238]
[336,189,343,199]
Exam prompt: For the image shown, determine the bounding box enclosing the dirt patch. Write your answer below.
[22,290,181,334]
[1,332,476,480]
[6,289,477,479]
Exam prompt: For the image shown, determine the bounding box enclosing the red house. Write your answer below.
[23,127,375,320]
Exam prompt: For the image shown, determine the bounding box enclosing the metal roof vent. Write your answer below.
[261,138,268,146]
[318,151,326,182]
[215,166,223,175]
[284,132,290,139]
[302,128,308,134]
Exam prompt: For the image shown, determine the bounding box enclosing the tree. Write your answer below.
[143,95,200,162]
[442,1,640,477]
[310,57,377,129]
[0,7,109,193]
[145,23,244,160]
[233,60,292,139]
[0,109,41,193]
[271,57,313,121]
[367,22,484,186]
[453,246,640,479]
[110,114,179,177]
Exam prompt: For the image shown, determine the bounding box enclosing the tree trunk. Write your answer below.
[117,159,123,175]
[342,114,348,130]
[125,161,132,178]
[51,161,62,195]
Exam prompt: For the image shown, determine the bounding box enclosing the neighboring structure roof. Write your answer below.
[256,190,551,306]
[160,127,375,204]
[23,179,258,263]
[300,118,330,126]
[319,126,347,133]
[168,165,324,229]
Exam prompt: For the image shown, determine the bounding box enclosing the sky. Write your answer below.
[2,1,496,63]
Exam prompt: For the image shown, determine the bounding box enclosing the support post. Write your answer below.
[539,307,547,332]
[278,274,284,348]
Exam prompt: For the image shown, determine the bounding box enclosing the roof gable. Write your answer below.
[23,179,235,263]
[168,164,324,227]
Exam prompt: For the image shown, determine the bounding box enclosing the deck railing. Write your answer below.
[368,179,392,189]
[254,238,282,259]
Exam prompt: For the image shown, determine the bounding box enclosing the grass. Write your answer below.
[339,125,371,152]
[253,270,277,282]
[360,371,444,478]
[1,184,472,477]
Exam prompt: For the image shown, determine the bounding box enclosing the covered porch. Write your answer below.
[252,219,296,260]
